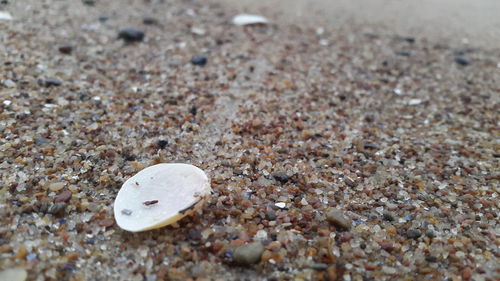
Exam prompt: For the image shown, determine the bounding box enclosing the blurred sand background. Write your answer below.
[216,0,500,49]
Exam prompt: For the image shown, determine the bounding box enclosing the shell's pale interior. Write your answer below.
[113,163,210,232]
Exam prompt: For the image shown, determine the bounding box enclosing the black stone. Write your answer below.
[396,51,411,56]
[189,106,197,115]
[454,56,470,66]
[393,35,415,43]
[273,173,289,183]
[44,79,62,87]
[118,28,145,43]
[58,45,73,55]
[425,256,438,263]
[191,56,208,66]
[406,229,422,239]
[143,17,158,25]
[156,140,168,149]
[363,143,378,150]
[98,16,109,22]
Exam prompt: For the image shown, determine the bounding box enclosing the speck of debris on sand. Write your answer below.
[0,0,498,280]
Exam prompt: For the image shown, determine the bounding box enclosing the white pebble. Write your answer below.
[275,202,286,208]
[0,11,13,21]
[113,163,211,232]
[232,14,269,26]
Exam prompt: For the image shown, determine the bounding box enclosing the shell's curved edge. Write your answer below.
[113,163,211,232]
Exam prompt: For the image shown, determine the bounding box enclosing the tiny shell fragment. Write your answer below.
[232,14,269,26]
[113,163,211,232]
[0,11,13,21]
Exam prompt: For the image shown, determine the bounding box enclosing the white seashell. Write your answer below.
[232,13,269,26]
[113,163,211,232]
[0,11,13,21]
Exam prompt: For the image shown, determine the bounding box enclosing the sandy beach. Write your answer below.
[1,0,499,280]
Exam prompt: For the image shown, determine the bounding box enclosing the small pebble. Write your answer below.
[393,35,415,43]
[425,256,438,263]
[48,181,65,191]
[191,56,208,66]
[58,45,73,54]
[54,190,72,203]
[425,230,436,238]
[326,208,351,230]
[0,267,27,281]
[454,57,470,66]
[273,173,289,183]
[406,229,422,239]
[82,0,95,6]
[382,211,395,221]
[233,242,264,264]
[98,219,115,227]
[344,176,357,187]
[156,140,168,149]
[275,202,286,209]
[309,263,329,270]
[43,79,62,87]
[142,17,158,25]
[118,28,145,43]
[48,202,67,215]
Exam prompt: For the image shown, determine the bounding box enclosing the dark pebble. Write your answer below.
[273,173,289,183]
[266,210,277,220]
[38,202,50,213]
[425,230,436,238]
[58,45,73,55]
[344,176,357,187]
[454,57,470,66]
[11,200,22,206]
[35,138,49,145]
[48,202,67,215]
[191,56,208,66]
[406,229,422,239]
[98,16,109,22]
[363,143,378,150]
[82,0,95,6]
[425,256,438,263]
[118,28,145,43]
[44,79,62,87]
[189,106,197,115]
[156,140,168,149]
[393,35,415,43]
[143,17,158,25]
[54,190,72,203]
[382,211,395,221]
[396,51,411,56]
[187,229,202,241]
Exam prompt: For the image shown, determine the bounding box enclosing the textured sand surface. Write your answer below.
[0,0,499,280]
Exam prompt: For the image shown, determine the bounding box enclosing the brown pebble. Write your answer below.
[378,241,395,252]
[326,208,351,230]
[54,190,72,203]
[344,176,357,187]
[98,219,115,227]
[461,267,472,280]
